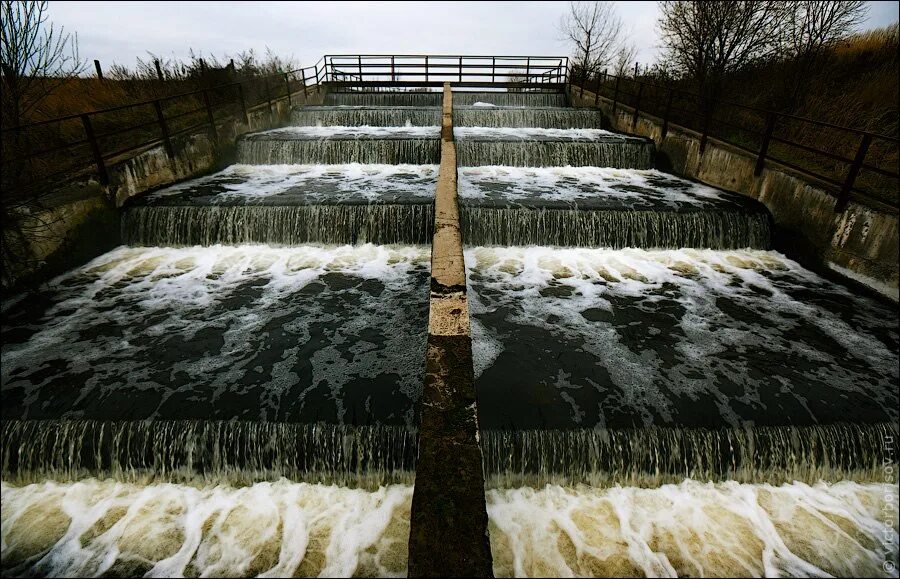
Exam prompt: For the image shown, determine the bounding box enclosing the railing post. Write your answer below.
[594,69,605,106]
[612,76,620,116]
[632,81,643,129]
[80,114,108,185]
[425,55,429,83]
[284,73,292,108]
[754,112,777,176]
[837,133,872,212]
[526,56,531,84]
[492,57,496,84]
[152,100,175,161]
[202,89,218,146]
[358,55,362,82]
[154,59,164,82]
[236,83,249,124]
[94,59,103,81]
[264,76,273,112]
[391,55,395,82]
[459,56,463,83]
[661,86,674,137]
[699,100,714,154]
[579,66,585,98]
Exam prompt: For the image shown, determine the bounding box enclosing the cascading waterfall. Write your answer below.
[292,106,442,126]
[456,138,654,168]
[481,422,898,488]
[122,203,435,246]
[454,106,604,128]
[461,206,772,249]
[325,91,442,106]
[453,92,567,107]
[1,420,417,487]
[237,136,440,165]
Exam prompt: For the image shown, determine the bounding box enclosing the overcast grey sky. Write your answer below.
[50,1,900,72]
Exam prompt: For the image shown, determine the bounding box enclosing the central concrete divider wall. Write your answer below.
[408,84,494,577]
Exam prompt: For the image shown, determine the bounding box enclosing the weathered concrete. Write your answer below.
[570,87,899,301]
[408,84,493,578]
[3,86,324,292]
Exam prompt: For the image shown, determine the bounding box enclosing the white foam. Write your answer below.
[4,478,895,577]
[454,127,623,140]
[0,479,412,577]
[465,246,898,426]
[487,480,899,578]
[146,163,438,202]
[458,166,729,205]
[254,125,440,139]
[472,102,497,107]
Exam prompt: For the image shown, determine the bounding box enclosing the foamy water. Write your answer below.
[3,479,896,577]
[2,244,430,425]
[487,480,899,578]
[458,166,731,206]
[454,126,624,140]
[248,125,440,139]
[466,246,898,429]
[143,163,438,204]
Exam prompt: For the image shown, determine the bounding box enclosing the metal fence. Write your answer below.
[573,70,899,211]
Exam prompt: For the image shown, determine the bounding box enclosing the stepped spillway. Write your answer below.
[123,164,437,246]
[237,126,441,165]
[454,106,604,128]
[454,127,655,168]
[459,166,772,249]
[292,106,442,127]
[325,91,442,107]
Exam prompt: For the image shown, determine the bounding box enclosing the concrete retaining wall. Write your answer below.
[3,86,325,291]
[408,84,493,578]
[570,87,899,301]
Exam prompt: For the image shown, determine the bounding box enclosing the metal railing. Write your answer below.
[1,62,325,200]
[322,54,568,89]
[573,69,899,211]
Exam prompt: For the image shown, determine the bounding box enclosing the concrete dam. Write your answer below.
[1,70,898,578]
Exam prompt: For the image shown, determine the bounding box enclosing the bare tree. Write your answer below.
[781,1,868,109]
[559,1,628,81]
[658,1,790,98]
[613,43,638,77]
[1,0,84,129]
[1,0,84,289]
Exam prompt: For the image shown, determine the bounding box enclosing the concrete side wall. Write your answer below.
[408,84,494,578]
[570,88,899,301]
[3,86,325,291]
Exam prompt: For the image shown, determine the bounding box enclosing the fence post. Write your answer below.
[836,133,872,212]
[263,76,273,122]
[699,100,714,154]
[152,100,175,161]
[661,86,674,137]
[94,60,103,80]
[425,55,429,83]
[236,83,249,124]
[358,55,362,81]
[594,69,605,106]
[391,55,395,82]
[492,57,496,84]
[632,82,643,129]
[284,73,292,108]
[526,56,531,84]
[202,89,218,146]
[80,114,108,185]
[754,112,777,176]
[154,59,164,81]
[612,76,620,116]
[579,67,585,98]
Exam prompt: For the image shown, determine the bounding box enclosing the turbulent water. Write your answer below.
[291,106,441,127]
[237,126,440,165]
[454,106,604,128]
[458,166,772,249]
[454,128,654,169]
[3,479,895,578]
[453,92,568,107]
[324,92,442,107]
[467,246,899,431]
[140,164,438,205]
[1,244,430,427]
